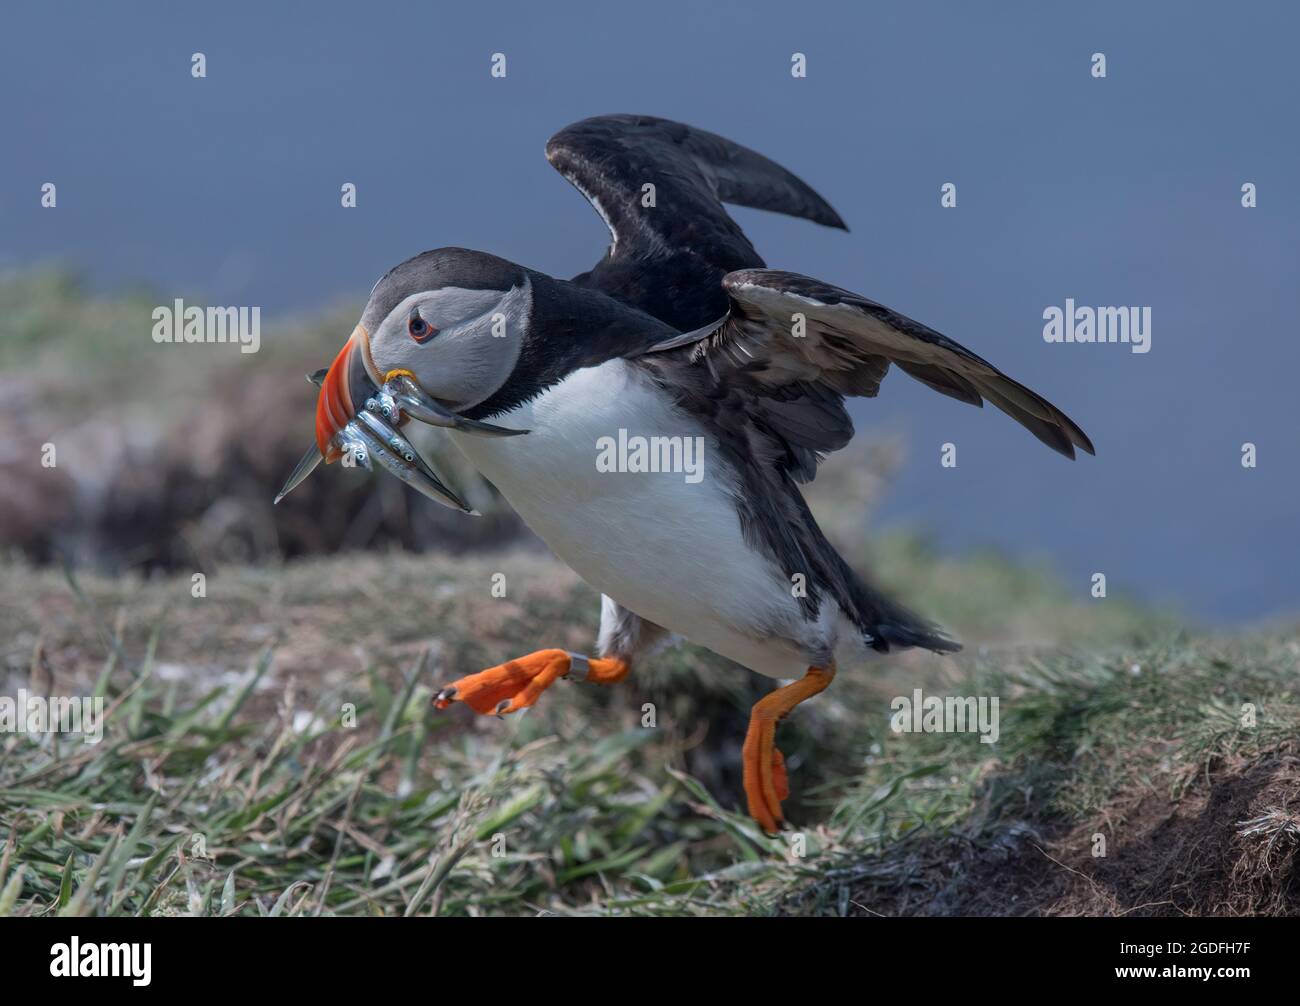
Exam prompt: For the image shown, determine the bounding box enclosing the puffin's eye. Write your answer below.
[408,310,438,344]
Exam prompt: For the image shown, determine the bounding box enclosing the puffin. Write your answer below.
[278,114,1093,834]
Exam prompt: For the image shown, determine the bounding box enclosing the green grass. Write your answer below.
[1,546,1292,917]
[775,630,1300,915]
[0,557,784,917]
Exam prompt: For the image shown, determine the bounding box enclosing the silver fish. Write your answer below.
[274,369,522,506]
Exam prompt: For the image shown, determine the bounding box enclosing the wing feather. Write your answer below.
[639,268,1094,471]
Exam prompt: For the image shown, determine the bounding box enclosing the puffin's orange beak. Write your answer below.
[315,326,372,462]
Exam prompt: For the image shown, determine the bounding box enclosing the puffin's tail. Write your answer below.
[865,595,962,655]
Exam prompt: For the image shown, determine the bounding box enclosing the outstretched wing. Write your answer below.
[638,269,1094,482]
[546,114,846,329]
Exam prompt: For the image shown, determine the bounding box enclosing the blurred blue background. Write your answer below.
[2,0,1296,621]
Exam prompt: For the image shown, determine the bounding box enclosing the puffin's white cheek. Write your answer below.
[416,337,513,408]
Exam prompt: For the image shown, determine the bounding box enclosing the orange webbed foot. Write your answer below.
[742,666,834,835]
[742,719,788,833]
[771,748,789,802]
[434,648,571,715]
[433,650,632,716]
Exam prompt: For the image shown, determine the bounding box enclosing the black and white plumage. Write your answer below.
[306,114,1093,678]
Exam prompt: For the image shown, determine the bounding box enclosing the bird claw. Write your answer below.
[433,649,572,716]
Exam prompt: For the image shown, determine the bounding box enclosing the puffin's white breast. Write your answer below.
[448,358,824,677]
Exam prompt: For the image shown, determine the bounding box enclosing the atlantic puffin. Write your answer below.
[279,114,1093,834]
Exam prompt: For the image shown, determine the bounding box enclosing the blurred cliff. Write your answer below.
[0,270,533,573]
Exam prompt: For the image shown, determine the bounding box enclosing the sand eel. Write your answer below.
[279,114,1094,834]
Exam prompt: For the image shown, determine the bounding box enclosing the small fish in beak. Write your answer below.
[385,374,529,438]
[273,328,528,509]
[273,445,323,505]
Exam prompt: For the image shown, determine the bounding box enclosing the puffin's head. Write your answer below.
[315,248,531,460]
